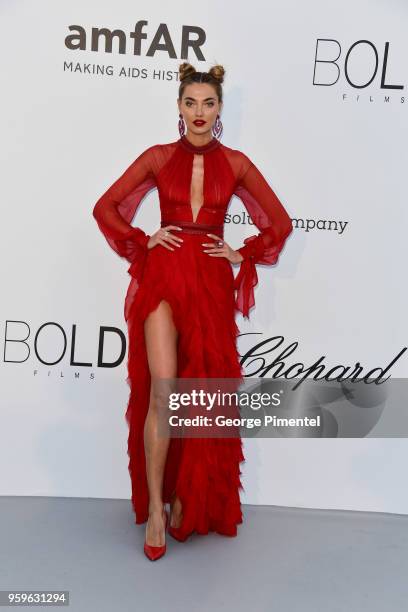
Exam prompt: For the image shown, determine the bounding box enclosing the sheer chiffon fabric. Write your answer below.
[93,135,292,538]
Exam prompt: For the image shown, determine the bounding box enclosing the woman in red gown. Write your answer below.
[92,62,293,560]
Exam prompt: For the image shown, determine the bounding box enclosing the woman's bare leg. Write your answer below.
[144,299,178,546]
[170,491,183,528]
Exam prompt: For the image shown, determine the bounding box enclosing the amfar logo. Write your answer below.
[65,21,206,60]
[313,39,404,94]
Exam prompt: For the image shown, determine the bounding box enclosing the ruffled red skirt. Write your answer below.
[124,228,245,539]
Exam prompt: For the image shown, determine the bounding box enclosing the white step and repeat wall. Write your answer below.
[1,1,407,514]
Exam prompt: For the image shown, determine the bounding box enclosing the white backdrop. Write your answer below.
[1,0,407,514]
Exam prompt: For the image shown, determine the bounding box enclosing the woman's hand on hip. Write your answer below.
[202,234,244,264]
[147,225,184,251]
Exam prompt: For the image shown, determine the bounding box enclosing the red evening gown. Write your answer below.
[92,134,292,539]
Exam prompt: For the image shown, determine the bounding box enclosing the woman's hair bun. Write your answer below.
[177,62,225,102]
[179,62,196,82]
[208,64,225,84]
[178,62,226,84]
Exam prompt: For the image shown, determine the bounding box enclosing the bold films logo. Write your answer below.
[313,39,405,104]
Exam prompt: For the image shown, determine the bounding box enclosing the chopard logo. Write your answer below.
[64,22,207,60]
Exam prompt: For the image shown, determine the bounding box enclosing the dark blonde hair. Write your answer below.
[178,62,225,103]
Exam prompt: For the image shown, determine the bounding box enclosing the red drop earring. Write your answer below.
[212,114,223,139]
[178,113,186,137]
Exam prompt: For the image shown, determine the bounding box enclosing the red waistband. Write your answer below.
[160,220,224,236]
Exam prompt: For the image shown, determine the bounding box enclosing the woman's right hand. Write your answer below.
[147,225,184,251]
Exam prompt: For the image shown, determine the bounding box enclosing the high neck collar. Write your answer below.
[179,134,220,154]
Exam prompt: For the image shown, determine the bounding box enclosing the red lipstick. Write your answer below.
[193,120,206,126]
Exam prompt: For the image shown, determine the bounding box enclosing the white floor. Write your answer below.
[1,497,407,611]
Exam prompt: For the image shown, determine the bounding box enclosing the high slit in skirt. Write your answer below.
[124,221,246,539]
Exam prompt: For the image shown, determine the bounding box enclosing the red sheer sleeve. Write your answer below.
[92,147,156,272]
[233,153,293,319]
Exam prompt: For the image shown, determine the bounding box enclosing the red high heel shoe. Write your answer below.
[144,509,168,561]
[168,493,192,542]
[168,523,190,543]
[168,513,191,543]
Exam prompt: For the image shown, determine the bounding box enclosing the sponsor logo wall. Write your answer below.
[1,1,407,514]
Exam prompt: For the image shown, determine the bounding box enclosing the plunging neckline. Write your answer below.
[178,135,221,223]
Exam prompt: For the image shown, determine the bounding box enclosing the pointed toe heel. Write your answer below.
[144,510,168,561]
[144,541,166,561]
[168,521,191,543]
[168,493,191,542]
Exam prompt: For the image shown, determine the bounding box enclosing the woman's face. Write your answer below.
[178,82,222,138]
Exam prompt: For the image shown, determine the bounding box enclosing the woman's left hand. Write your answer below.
[202,234,244,264]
